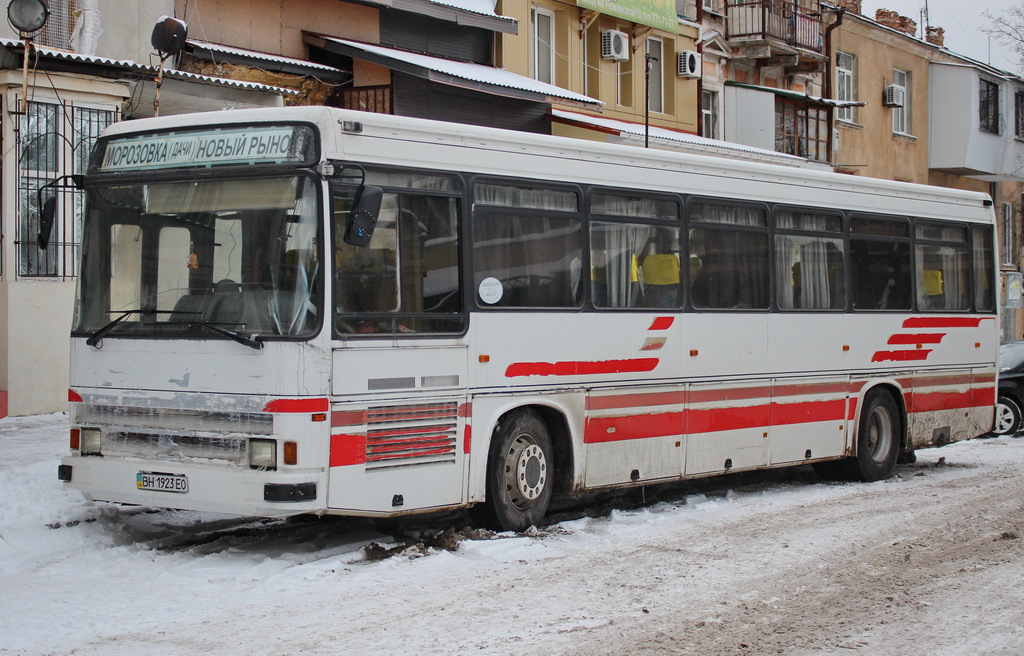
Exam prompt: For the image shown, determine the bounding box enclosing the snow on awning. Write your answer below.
[550,109,811,167]
[187,39,348,80]
[307,35,601,109]
[725,81,866,108]
[0,38,299,96]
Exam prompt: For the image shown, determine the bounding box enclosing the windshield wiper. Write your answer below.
[187,321,264,351]
[86,310,142,347]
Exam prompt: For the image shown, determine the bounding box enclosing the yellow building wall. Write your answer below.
[174,0,379,58]
[498,0,699,134]
[831,21,931,183]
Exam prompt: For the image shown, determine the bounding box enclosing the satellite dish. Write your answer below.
[151,15,187,59]
[7,0,48,34]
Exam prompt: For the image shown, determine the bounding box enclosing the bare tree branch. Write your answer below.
[983,6,1024,72]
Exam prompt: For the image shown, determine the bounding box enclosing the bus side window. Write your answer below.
[915,222,970,311]
[688,202,769,310]
[850,216,912,311]
[333,184,464,334]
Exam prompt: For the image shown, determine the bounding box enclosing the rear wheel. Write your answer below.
[991,395,1022,436]
[845,390,901,482]
[478,410,553,532]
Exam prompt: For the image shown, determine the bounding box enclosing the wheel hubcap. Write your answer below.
[866,406,894,463]
[504,434,547,509]
[995,403,1015,434]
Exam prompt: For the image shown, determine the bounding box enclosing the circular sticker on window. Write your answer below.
[478,277,503,305]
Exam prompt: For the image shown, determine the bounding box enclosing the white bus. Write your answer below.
[57,106,998,531]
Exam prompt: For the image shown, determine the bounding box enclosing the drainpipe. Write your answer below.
[823,8,845,167]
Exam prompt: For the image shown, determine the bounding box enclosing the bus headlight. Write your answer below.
[249,438,277,470]
[80,428,103,456]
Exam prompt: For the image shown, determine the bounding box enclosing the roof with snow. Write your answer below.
[308,35,601,108]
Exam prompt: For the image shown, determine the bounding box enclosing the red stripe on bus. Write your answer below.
[588,381,856,412]
[464,424,472,454]
[909,389,995,414]
[505,358,660,377]
[901,317,988,329]
[68,389,83,403]
[649,317,675,331]
[972,387,997,408]
[901,374,974,388]
[872,350,932,362]
[367,448,454,462]
[588,390,687,411]
[641,338,666,351]
[585,399,848,443]
[367,438,453,454]
[263,397,329,413]
[330,433,367,466]
[332,410,368,427]
[459,401,472,418]
[887,333,945,345]
[368,430,453,443]
[585,411,684,443]
[369,426,455,438]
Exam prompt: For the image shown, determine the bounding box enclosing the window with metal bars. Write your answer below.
[774,98,828,162]
[16,100,116,278]
[980,78,1001,135]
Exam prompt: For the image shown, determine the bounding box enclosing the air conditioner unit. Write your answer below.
[677,50,701,78]
[601,30,630,62]
[883,84,905,108]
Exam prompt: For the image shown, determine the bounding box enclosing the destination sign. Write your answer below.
[96,124,314,172]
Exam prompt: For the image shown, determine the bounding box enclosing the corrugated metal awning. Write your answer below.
[0,38,299,96]
[187,39,348,81]
[306,35,601,109]
[725,81,866,108]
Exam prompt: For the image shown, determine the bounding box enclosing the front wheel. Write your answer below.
[478,410,554,532]
[991,395,1023,436]
[845,390,901,482]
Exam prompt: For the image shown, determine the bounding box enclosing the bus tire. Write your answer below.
[480,409,553,532]
[845,390,901,482]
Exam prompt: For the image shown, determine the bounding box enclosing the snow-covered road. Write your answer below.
[2,413,1022,655]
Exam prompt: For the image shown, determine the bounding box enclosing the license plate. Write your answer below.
[137,471,189,494]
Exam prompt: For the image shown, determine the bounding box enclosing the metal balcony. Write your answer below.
[725,0,823,53]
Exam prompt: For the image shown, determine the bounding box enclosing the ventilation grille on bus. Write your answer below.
[364,402,459,471]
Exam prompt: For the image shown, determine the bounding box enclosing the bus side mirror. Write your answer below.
[343,185,383,247]
[35,174,83,250]
[37,196,57,249]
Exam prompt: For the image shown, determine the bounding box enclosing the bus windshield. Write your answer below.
[73,174,321,341]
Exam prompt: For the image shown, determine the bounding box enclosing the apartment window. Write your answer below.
[17,101,116,278]
[531,7,555,84]
[980,78,1001,135]
[646,38,664,114]
[892,69,911,135]
[618,60,633,107]
[703,0,715,12]
[1003,202,1015,266]
[836,52,856,123]
[1015,90,1024,139]
[701,90,717,139]
[775,99,829,162]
